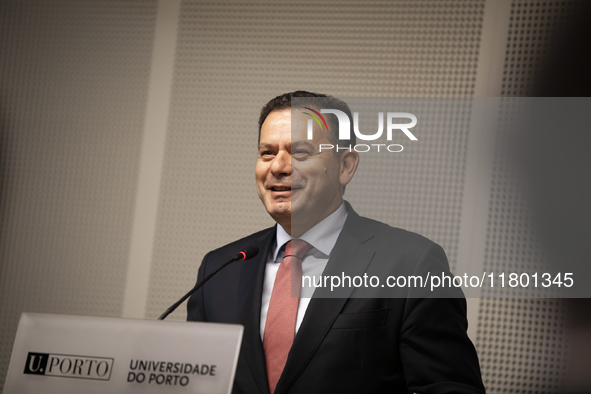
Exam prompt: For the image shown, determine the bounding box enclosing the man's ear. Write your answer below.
[339,149,359,187]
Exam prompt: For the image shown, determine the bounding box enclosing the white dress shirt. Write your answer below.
[260,203,348,340]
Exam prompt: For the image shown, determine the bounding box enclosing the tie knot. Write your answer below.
[285,239,312,260]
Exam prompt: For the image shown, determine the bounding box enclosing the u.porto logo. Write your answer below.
[23,352,49,375]
[24,352,113,381]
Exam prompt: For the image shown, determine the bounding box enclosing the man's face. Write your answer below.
[256,108,355,236]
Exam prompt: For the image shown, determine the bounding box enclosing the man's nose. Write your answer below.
[270,151,291,177]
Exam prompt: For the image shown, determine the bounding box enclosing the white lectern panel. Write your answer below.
[4,313,243,394]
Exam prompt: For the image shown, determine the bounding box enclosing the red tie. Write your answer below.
[263,239,312,394]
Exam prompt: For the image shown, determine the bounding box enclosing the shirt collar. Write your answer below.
[273,202,348,262]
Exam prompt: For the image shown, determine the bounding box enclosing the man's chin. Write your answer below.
[265,202,291,220]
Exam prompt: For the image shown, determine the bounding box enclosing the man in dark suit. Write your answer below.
[187,91,485,393]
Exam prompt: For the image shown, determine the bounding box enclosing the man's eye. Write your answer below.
[292,150,311,159]
[260,150,274,157]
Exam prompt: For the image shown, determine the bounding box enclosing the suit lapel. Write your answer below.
[274,206,375,394]
[238,228,276,394]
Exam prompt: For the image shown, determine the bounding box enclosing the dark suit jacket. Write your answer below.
[187,204,485,394]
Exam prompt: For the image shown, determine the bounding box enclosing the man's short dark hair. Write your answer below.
[258,90,356,151]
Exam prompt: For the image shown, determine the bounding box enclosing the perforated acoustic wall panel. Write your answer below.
[0,0,157,390]
[145,0,485,320]
[474,1,580,392]
[476,108,568,390]
[500,1,578,97]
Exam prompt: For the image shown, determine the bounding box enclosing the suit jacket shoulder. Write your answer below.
[186,226,275,323]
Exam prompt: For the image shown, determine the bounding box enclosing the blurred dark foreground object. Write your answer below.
[525,2,591,392]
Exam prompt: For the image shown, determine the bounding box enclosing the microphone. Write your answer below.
[158,245,259,320]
